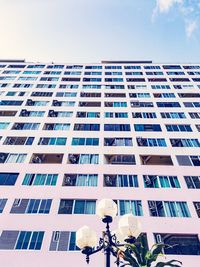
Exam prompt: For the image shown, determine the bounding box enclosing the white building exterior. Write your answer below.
[0,60,199,267]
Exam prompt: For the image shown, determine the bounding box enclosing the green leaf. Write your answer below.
[125,243,142,264]
[155,259,182,267]
[123,249,140,267]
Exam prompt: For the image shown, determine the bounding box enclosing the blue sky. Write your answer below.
[0,0,199,63]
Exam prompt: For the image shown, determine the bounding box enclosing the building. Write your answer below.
[0,59,199,267]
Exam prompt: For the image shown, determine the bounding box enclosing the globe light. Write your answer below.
[118,214,141,240]
[96,199,118,221]
[76,225,97,249]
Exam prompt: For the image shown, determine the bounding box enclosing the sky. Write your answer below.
[0,0,199,63]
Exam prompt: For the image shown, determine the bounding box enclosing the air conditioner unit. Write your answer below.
[68,154,78,164]
[104,175,113,186]
[49,110,56,117]
[21,109,29,117]
[144,175,152,185]
[7,138,15,145]
[0,153,7,163]
[155,234,162,244]
[27,99,33,106]
[64,176,73,186]
[32,156,42,164]
[53,100,60,106]
[149,201,156,209]
[195,203,200,210]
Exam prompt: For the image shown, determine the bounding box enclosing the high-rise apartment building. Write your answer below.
[0,59,199,267]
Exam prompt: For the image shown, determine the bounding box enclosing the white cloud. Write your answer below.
[156,0,183,13]
[186,20,198,38]
[153,0,199,38]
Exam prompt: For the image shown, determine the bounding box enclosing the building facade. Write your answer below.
[0,60,199,267]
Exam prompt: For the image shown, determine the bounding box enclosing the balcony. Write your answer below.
[140,155,173,165]
[30,153,63,164]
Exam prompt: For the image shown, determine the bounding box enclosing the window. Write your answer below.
[15,231,44,250]
[132,112,157,119]
[0,231,44,250]
[167,71,185,75]
[127,78,145,82]
[137,138,166,147]
[72,138,99,146]
[85,66,102,69]
[184,102,200,108]
[125,72,143,75]
[117,200,143,216]
[161,112,186,119]
[40,77,59,82]
[49,231,79,251]
[163,65,182,69]
[68,154,99,164]
[184,176,200,189]
[31,92,53,97]
[44,71,62,75]
[0,100,23,106]
[30,153,63,164]
[140,155,173,165]
[3,154,27,163]
[0,122,9,129]
[76,112,100,118]
[176,155,200,166]
[170,138,200,147]
[4,136,34,146]
[179,93,200,98]
[134,124,162,132]
[20,110,45,117]
[0,173,19,185]
[144,66,160,69]
[52,100,75,107]
[104,85,124,89]
[104,138,132,146]
[105,112,128,118]
[74,124,100,131]
[104,154,136,165]
[12,123,40,130]
[0,199,7,213]
[105,93,125,98]
[193,202,200,218]
[27,64,45,68]
[47,64,64,69]
[22,173,58,186]
[154,233,200,255]
[146,72,163,75]
[156,102,181,108]
[56,92,77,97]
[143,175,180,188]
[196,125,200,132]
[130,101,153,108]
[62,174,98,187]
[165,124,192,132]
[59,84,79,89]
[105,65,122,69]
[10,199,52,214]
[79,101,100,107]
[0,111,16,117]
[189,112,200,119]
[58,199,96,214]
[124,65,141,69]
[81,92,101,97]
[148,201,190,217]
[26,99,49,106]
[148,78,167,82]
[82,84,101,89]
[66,65,83,69]
[104,102,127,107]
[105,72,122,75]
[83,78,101,82]
[154,93,175,98]
[151,85,170,89]
[104,174,138,187]
[129,93,150,98]
[84,71,102,75]
[43,123,70,131]
[104,124,130,131]
[36,84,56,89]
[170,78,190,82]
[38,137,67,146]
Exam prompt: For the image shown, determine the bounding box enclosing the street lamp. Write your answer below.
[76,198,141,267]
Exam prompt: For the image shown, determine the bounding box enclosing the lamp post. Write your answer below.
[76,199,141,267]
